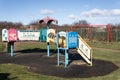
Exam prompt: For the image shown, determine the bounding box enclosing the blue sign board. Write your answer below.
[68,32,78,48]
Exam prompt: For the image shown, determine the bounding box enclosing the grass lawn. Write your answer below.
[0,43,5,52]
[0,35,2,42]
[87,41,120,50]
[16,42,57,51]
[0,41,120,80]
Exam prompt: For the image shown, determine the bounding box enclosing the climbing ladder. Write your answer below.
[57,48,68,67]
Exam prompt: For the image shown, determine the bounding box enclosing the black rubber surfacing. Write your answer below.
[0,52,119,78]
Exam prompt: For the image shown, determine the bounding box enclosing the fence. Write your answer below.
[57,24,120,42]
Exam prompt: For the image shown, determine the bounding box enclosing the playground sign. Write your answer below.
[68,32,78,48]
[78,35,91,59]
[2,29,8,41]
[8,29,18,42]
[18,30,40,41]
[47,29,56,43]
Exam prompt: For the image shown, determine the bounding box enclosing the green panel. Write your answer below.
[39,29,47,42]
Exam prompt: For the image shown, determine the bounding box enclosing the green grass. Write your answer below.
[93,49,120,64]
[90,49,120,80]
[17,42,57,51]
[0,35,2,42]
[0,64,64,80]
[87,41,120,50]
[0,43,5,51]
[0,35,6,52]
[0,41,120,80]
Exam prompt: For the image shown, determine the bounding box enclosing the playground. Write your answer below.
[0,17,120,80]
[0,41,120,80]
[0,42,119,78]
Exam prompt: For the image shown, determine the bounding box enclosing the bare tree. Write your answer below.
[73,20,89,25]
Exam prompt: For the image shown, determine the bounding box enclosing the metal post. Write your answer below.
[107,24,112,43]
[47,24,50,56]
[57,49,60,66]
[7,42,11,54]
[65,49,68,67]
[116,27,118,42]
[10,42,14,57]
[47,42,50,56]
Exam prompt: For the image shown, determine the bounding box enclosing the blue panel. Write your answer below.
[40,29,47,42]
[68,32,78,48]
[42,29,47,36]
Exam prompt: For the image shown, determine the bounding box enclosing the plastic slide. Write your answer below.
[77,35,92,66]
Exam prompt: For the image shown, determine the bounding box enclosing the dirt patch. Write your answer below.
[0,52,119,78]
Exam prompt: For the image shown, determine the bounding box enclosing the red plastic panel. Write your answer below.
[8,29,18,42]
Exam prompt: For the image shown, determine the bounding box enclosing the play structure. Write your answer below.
[2,17,92,67]
[56,31,92,67]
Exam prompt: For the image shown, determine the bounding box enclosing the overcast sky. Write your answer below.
[0,0,120,25]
